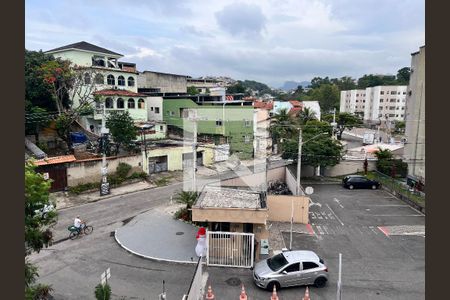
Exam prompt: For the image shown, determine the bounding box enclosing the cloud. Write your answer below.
[125,47,163,59]
[215,3,267,38]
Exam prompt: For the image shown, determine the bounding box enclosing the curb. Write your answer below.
[114,229,198,265]
[380,185,426,215]
[301,182,341,185]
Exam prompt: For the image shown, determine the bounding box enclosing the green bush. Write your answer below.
[174,207,190,221]
[95,283,111,300]
[128,171,148,180]
[116,162,132,179]
[68,182,100,194]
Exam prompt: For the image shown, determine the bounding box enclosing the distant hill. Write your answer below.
[280,81,311,91]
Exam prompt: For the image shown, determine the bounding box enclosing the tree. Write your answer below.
[357,74,397,89]
[309,77,331,89]
[106,111,138,155]
[174,191,199,222]
[95,283,111,300]
[396,67,411,85]
[25,161,57,299]
[187,86,200,95]
[393,120,405,134]
[310,84,340,112]
[331,76,357,90]
[323,112,363,140]
[25,105,51,144]
[270,108,299,152]
[298,107,317,125]
[281,120,343,170]
[374,148,407,177]
[226,82,247,94]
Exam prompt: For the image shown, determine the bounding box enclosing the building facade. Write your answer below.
[403,46,425,185]
[138,71,188,94]
[45,41,148,134]
[340,86,407,122]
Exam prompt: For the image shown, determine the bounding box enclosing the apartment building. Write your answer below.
[339,89,366,118]
[340,86,407,122]
[403,46,425,185]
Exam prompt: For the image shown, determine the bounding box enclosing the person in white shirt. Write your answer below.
[73,216,85,233]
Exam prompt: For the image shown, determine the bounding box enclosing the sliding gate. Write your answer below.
[206,231,255,268]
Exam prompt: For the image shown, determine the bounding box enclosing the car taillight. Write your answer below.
[324,267,328,272]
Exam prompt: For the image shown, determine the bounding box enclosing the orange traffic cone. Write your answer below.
[270,285,279,300]
[302,286,310,300]
[205,285,215,300]
[240,284,247,300]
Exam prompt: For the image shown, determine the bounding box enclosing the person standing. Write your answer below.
[195,227,207,257]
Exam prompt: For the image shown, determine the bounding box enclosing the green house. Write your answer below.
[163,99,255,159]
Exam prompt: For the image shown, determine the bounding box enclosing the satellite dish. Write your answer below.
[305,186,314,195]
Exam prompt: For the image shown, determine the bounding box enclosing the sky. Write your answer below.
[25,0,424,88]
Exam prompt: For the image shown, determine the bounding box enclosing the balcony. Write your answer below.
[93,108,147,121]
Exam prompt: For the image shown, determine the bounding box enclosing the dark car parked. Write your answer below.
[342,175,380,190]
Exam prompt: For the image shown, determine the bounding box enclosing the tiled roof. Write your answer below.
[94,89,147,97]
[46,41,122,56]
[289,107,302,114]
[253,101,274,110]
[34,155,76,166]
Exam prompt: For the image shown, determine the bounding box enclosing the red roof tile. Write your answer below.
[94,89,147,97]
[34,155,76,166]
[253,101,273,109]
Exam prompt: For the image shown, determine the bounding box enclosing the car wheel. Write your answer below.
[314,277,327,288]
[267,281,280,291]
[349,185,354,190]
[372,185,377,190]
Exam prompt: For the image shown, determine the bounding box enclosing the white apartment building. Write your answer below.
[340,86,407,122]
[339,89,366,118]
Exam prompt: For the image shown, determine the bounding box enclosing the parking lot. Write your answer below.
[207,184,425,300]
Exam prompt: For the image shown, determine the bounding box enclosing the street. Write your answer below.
[30,181,424,299]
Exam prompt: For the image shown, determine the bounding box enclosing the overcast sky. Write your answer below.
[25,0,424,88]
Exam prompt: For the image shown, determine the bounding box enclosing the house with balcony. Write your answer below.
[45,41,149,135]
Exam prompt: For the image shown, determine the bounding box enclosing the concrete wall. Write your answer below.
[138,71,187,93]
[147,97,163,121]
[323,159,376,177]
[67,155,143,186]
[404,46,425,182]
[267,195,309,224]
[192,207,268,224]
[220,166,286,188]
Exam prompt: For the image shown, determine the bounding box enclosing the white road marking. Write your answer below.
[326,203,344,226]
[321,211,329,219]
[316,225,324,235]
[333,198,344,208]
[322,225,329,235]
[369,226,379,235]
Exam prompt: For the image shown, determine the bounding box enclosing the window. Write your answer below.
[117,98,124,109]
[356,100,359,103]
[397,92,401,95]
[284,263,300,273]
[118,76,125,86]
[396,115,399,117]
[107,74,115,85]
[244,120,251,127]
[127,98,135,109]
[397,100,400,102]
[92,56,105,67]
[128,76,135,87]
[389,114,395,117]
[151,107,154,111]
[356,94,359,96]
[380,91,384,95]
[389,106,395,110]
[138,98,145,109]
[211,222,230,231]
[216,120,223,126]
[155,107,160,114]
[403,91,406,95]
[390,99,396,102]
[95,74,104,84]
[401,114,404,117]
[168,111,175,116]
[160,125,164,131]
[402,107,405,110]
[105,97,114,109]
[302,262,319,270]
[390,91,396,95]
[363,100,365,103]
[379,114,383,117]
[244,135,251,143]
[379,106,383,110]
[380,99,383,102]
[84,73,91,84]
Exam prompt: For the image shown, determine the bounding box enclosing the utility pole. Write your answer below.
[337,253,342,300]
[331,108,337,139]
[100,103,110,196]
[192,118,197,192]
[296,127,303,196]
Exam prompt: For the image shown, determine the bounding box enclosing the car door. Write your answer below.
[359,178,371,188]
[279,262,301,287]
[300,261,321,285]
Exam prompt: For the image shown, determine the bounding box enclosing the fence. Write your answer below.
[182,257,204,300]
[367,170,425,212]
[207,231,255,268]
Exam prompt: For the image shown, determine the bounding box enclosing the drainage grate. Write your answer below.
[110,232,115,237]
[225,277,241,286]
[122,216,135,225]
[176,232,184,235]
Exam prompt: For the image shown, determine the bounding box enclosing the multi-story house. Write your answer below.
[340,86,407,123]
[45,41,148,135]
[162,98,255,159]
[403,46,425,186]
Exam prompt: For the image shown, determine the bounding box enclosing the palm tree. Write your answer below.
[299,107,317,124]
[270,108,299,153]
[174,191,199,209]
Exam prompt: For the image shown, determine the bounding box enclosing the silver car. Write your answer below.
[253,250,328,290]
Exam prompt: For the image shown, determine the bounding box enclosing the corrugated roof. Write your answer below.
[34,155,76,166]
[46,41,123,56]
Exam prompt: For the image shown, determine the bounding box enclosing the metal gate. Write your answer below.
[206,231,254,268]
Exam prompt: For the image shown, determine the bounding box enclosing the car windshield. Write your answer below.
[267,253,288,271]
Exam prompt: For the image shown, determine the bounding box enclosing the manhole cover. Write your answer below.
[176,232,184,235]
[225,277,241,286]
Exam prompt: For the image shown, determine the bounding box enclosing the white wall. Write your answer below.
[147,97,163,121]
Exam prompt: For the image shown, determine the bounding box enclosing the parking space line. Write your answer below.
[369,226,379,235]
[316,225,324,235]
[378,226,390,237]
[326,203,344,226]
[322,225,329,235]
[321,211,329,220]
